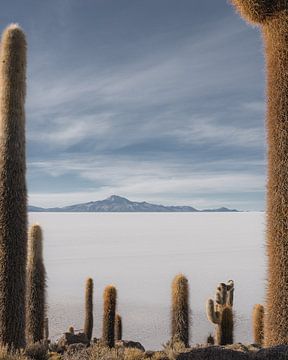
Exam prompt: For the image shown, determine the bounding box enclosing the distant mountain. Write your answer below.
[28,195,239,213]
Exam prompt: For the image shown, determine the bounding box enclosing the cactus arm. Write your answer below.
[227,280,234,307]
[216,283,227,305]
[206,299,220,324]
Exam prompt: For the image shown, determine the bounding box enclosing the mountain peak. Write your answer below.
[106,195,130,202]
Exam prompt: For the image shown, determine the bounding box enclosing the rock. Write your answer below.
[144,350,155,358]
[66,343,87,353]
[176,346,251,360]
[115,340,145,352]
[253,345,288,359]
[57,332,89,349]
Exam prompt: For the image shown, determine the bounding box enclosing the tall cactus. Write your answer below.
[115,314,122,341]
[230,0,288,346]
[0,24,27,348]
[84,278,93,342]
[253,304,264,346]
[171,274,190,347]
[26,224,46,344]
[102,285,117,348]
[206,281,234,345]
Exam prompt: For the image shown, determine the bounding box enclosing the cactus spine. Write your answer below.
[171,274,190,347]
[102,285,117,348]
[84,278,93,342]
[0,24,27,348]
[26,224,46,344]
[253,304,264,346]
[115,314,122,341]
[230,0,288,346]
[206,281,234,345]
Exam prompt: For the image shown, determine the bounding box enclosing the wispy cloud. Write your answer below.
[19,0,266,210]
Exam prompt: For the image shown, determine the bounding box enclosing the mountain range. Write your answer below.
[28,195,238,213]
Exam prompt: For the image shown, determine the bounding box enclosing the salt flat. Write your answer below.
[28,212,266,349]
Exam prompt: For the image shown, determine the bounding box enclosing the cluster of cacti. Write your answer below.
[0,24,28,349]
[102,285,117,348]
[230,0,288,347]
[171,274,190,347]
[1,0,288,349]
[206,281,234,345]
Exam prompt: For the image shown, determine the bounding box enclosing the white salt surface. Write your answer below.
[28,212,266,350]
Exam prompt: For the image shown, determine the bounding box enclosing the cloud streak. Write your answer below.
[10,0,267,210]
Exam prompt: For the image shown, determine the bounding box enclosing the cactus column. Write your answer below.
[0,24,27,348]
[230,0,288,346]
[171,274,190,347]
[84,278,93,342]
[102,285,117,348]
[26,225,46,343]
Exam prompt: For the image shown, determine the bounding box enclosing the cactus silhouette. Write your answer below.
[171,274,190,347]
[102,285,117,348]
[0,24,27,348]
[26,224,46,344]
[206,281,234,345]
[115,314,122,341]
[84,278,93,342]
[230,0,288,346]
[253,304,264,346]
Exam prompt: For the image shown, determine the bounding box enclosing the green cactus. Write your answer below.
[0,24,27,348]
[230,0,288,347]
[206,281,234,345]
[171,274,190,347]
[102,285,117,348]
[84,278,93,342]
[115,314,122,341]
[26,224,46,344]
[253,304,264,346]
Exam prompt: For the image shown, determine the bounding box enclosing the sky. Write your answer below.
[1,1,266,210]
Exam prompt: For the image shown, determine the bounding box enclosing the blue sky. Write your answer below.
[3,1,266,210]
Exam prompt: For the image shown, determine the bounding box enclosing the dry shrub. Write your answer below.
[0,346,27,360]
[24,343,48,360]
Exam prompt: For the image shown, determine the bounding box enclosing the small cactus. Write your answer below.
[26,224,46,344]
[102,285,117,348]
[207,333,214,345]
[206,281,234,345]
[253,304,264,346]
[171,274,190,347]
[115,314,122,341]
[0,24,27,348]
[84,278,93,342]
